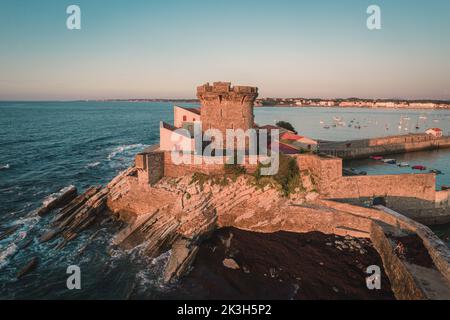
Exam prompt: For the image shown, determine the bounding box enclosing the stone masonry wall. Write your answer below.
[197,82,258,148]
[327,174,436,202]
[136,151,164,185]
[163,151,258,177]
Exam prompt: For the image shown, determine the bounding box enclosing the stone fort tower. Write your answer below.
[197,82,258,147]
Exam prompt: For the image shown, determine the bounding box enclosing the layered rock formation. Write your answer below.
[35,165,450,299]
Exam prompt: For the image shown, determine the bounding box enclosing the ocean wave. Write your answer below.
[135,251,171,291]
[107,144,145,161]
[86,162,101,169]
[0,242,18,269]
[0,164,10,170]
[42,185,76,207]
[0,230,28,270]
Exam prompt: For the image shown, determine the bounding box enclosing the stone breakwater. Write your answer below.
[29,166,450,299]
[319,134,450,160]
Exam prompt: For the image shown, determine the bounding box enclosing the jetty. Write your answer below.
[319,133,450,160]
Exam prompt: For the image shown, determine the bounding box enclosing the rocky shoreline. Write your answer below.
[16,164,450,299]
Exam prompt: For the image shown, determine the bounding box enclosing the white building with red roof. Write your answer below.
[426,128,443,138]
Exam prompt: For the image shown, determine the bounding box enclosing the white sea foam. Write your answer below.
[0,229,28,270]
[0,164,10,170]
[0,243,18,269]
[86,161,101,168]
[107,144,145,161]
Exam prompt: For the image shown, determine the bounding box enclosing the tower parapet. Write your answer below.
[197,82,258,147]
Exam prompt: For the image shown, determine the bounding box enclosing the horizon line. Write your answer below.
[2,97,450,103]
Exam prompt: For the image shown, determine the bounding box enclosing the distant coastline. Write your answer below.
[254,98,450,109]
[87,98,450,109]
[2,98,450,109]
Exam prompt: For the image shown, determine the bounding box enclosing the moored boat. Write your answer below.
[412,165,427,171]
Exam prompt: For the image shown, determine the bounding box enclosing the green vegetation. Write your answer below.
[189,171,234,191]
[189,154,304,197]
[252,154,303,197]
[276,121,297,134]
[224,163,246,175]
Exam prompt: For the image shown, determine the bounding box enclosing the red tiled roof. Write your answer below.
[427,128,442,132]
[280,132,304,140]
[270,141,300,154]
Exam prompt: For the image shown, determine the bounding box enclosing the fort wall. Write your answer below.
[136,150,259,181]
[295,154,450,224]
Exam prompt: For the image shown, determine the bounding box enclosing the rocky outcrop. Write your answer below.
[34,166,450,297]
[17,257,38,279]
[163,239,199,283]
[37,185,77,216]
[39,167,137,246]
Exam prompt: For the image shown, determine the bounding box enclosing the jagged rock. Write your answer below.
[39,228,61,243]
[38,186,77,216]
[0,225,20,241]
[52,186,100,226]
[223,258,240,270]
[164,239,199,283]
[17,257,38,279]
[38,186,109,244]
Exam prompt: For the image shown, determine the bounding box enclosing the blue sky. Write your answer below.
[0,0,449,100]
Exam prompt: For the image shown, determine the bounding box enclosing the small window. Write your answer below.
[193,118,196,121]
[183,115,187,121]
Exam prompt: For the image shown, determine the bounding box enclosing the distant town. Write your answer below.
[92,98,450,109]
[255,98,450,109]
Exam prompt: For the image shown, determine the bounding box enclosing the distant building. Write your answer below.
[280,132,318,151]
[426,128,443,138]
[410,103,437,109]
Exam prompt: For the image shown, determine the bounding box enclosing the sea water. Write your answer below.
[1,102,449,298]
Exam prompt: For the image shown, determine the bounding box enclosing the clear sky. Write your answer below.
[1,0,449,100]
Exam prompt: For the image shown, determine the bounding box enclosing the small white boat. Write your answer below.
[398,162,410,167]
[382,159,397,164]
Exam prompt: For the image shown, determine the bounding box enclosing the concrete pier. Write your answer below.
[319,134,450,160]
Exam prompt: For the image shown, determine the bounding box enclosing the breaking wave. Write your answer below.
[0,164,10,170]
[107,144,146,161]
[86,162,101,169]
